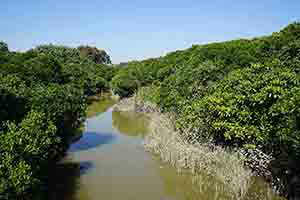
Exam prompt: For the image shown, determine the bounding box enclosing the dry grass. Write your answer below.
[112,97,136,112]
[144,112,252,199]
[113,96,253,199]
[113,95,159,113]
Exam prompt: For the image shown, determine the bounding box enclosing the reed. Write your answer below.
[113,96,253,199]
[144,112,252,199]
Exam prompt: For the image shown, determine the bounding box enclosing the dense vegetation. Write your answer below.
[1,22,299,199]
[111,23,300,195]
[0,43,113,199]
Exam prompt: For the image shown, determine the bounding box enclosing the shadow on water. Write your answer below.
[270,154,300,200]
[48,98,117,200]
[48,161,93,200]
[69,131,116,152]
[78,161,94,175]
[49,98,285,200]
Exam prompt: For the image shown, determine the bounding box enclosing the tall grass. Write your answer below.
[144,112,252,199]
[113,96,253,199]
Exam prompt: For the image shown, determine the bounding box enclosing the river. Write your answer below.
[49,97,284,200]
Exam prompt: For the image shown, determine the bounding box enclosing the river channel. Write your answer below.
[49,97,283,200]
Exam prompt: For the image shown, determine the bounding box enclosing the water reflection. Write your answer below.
[69,132,115,152]
[244,177,283,200]
[155,159,232,200]
[50,98,284,200]
[86,97,116,118]
[112,111,149,137]
[156,159,283,200]
[48,161,93,200]
[78,161,94,175]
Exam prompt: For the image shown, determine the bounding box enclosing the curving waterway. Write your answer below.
[49,97,284,200]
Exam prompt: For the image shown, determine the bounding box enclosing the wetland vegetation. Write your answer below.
[1,22,300,199]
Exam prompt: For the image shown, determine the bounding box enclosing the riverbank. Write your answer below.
[113,96,282,199]
[51,97,244,200]
[47,96,283,200]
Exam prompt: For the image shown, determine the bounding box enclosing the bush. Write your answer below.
[0,43,112,199]
[111,70,139,97]
[0,111,59,199]
[0,42,8,53]
[111,59,162,97]
[78,45,111,64]
[179,60,300,153]
[112,23,300,195]
[0,74,28,126]
[112,23,300,157]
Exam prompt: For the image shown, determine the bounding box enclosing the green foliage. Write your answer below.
[137,85,160,106]
[0,43,112,199]
[32,44,112,65]
[157,61,227,112]
[31,44,83,65]
[0,153,34,199]
[30,44,114,95]
[28,83,86,141]
[63,63,113,95]
[112,22,300,158]
[0,41,8,53]
[78,45,111,64]
[0,111,59,198]
[0,74,28,125]
[179,60,300,154]
[111,59,163,97]
[111,68,139,97]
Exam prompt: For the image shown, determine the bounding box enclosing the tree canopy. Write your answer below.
[0,44,113,199]
[112,22,300,163]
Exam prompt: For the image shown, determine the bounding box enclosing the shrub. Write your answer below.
[0,43,111,198]
[0,41,8,53]
[78,45,111,64]
[112,23,300,197]
[180,60,300,154]
[0,111,59,199]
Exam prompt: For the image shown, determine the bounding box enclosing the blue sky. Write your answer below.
[1,0,299,63]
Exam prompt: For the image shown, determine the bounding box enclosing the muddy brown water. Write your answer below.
[49,97,284,200]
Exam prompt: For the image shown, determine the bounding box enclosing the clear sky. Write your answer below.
[1,0,299,63]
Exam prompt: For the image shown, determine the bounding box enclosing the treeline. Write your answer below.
[111,23,300,194]
[0,43,113,199]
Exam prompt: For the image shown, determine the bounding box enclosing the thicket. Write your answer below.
[111,23,300,195]
[0,43,112,199]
